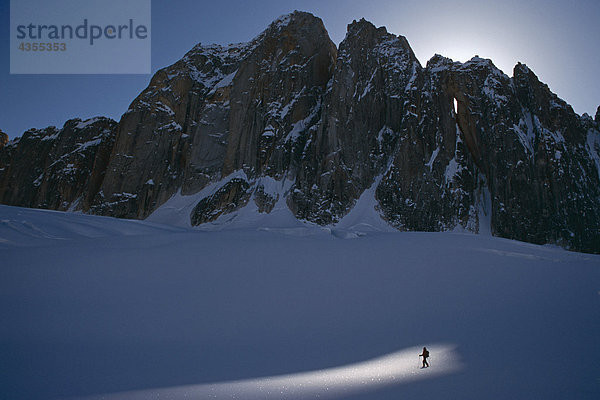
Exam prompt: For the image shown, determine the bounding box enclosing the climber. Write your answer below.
[419,347,430,368]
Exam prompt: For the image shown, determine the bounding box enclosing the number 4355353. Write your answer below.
[18,42,67,51]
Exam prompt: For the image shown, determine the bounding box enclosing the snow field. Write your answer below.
[0,205,599,399]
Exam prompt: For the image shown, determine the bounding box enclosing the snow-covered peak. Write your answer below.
[171,11,328,91]
[181,41,256,73]
[459,55,506,76]
[426,54,459,73]
[424,53,506,79]
[270,12,294,30]
[342,17,393,46]
[266,10,321,32]
[462,55,493,68]
[337,17,418,76]
[247,10,327,47]
[74,117,105,130]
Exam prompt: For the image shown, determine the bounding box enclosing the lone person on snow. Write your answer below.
[420,347,430,368]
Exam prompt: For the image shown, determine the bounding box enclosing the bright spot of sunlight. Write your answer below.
[78,344,462,400]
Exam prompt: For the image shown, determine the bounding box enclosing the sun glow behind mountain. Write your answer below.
[372,3,518,75]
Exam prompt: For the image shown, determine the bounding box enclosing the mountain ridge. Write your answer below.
[1,11,599,253]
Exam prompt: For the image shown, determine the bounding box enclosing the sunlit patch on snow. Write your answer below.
[75,344,462,400]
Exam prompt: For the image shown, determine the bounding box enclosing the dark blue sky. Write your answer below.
[1,0,599,139]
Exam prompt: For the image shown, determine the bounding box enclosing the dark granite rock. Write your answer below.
[0,130,8,148]
[190,177,251,225]
[0,117,117,211]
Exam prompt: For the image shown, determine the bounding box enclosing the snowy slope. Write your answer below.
[0,205,184,246]
[0,204,599,400]
[146,172,398,238]
[147,174,310,232]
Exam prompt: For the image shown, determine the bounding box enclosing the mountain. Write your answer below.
[1,11,599,253]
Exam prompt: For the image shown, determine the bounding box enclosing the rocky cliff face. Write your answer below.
[376,56,600,252]
[1,11,599,253]
[91,12,336,219]
[0,130,8,148]
[290,19,424,223]
[0,118,116,211]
